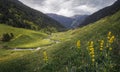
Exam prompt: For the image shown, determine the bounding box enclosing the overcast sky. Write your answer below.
[19,0,117,17]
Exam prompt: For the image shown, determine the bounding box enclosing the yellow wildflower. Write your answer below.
[107,32,115,44]
[91,55,95,58]
[101,40,104,44]
[90,48,94,51]
[43,51,48,63]
[90,51,94,55]
[90,41,94,46]
[77,40,80,49]
[108,32,111,35]
[92,58,95,63]
[107,31,111,39]
[100,40,104,51]
[109,47,112,51]
[109,35,115,44]
[100,45,103,48]
[100,48,103,51]
[89,41,94,48]
[88,41,95,63]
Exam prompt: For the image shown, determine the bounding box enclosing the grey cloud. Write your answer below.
[19,0,117,17]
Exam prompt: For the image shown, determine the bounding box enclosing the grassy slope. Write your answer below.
[0,24,54,48]
[0,49,32,62]
[0,11,120,72]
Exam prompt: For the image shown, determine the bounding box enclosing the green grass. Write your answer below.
[0,49,32,62]
[0,11,120,72]
[0,24,54,48]
[0,49,34,72]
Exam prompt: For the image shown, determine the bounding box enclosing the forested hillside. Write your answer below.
[0,0,64,33]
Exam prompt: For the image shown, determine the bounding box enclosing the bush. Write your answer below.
[0,33,14,42]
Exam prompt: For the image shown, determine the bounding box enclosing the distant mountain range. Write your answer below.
[46,0,120,29]
[80,0,120,26]
[0,0,119,33]
[47,14,88,28]
[0,0,65,33]
[47,14,73,28]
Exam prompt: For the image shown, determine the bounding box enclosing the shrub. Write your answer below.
[0,33,14,42]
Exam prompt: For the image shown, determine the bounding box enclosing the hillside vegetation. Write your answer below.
[0,0,64,33]
[0,10,120,72]
[0,24,55,48]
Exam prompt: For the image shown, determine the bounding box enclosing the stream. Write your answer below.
[13,47,41,51]
[12,40,60,51]
[12,37,61,51]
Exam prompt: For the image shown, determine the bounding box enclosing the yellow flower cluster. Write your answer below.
[77,40,80,49]
[107,32,115,44]
[88,41,95,63]
[43,51,48,63]
[100,40,104,51]
[107,32,115,51]
[107,32,111,39]
[109,36,115,44]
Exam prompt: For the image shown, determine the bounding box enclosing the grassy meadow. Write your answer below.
[0,24,55,48]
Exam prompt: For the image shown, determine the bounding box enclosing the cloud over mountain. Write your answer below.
[19,0,116,17]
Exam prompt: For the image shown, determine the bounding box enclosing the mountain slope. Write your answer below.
[0,9,120,72]
[71,15,88,28]
[80,0,120,26]
[47,14,88,28]
[0,0,64,32]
